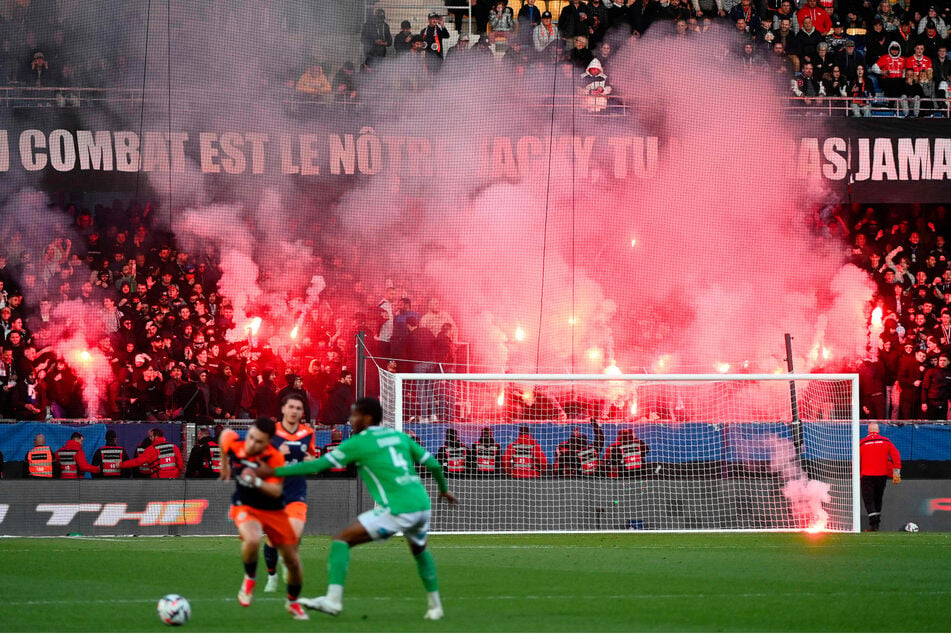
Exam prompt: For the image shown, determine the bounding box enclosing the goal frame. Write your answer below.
[386,372,861,533]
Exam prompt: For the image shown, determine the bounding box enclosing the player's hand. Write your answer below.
[254,463,276,479]
[440,491,460,505]
[238,467,262,488]
[893,475,901,484]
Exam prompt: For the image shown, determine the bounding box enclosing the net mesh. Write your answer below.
[379,370,857,532]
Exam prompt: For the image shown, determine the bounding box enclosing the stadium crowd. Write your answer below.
[1,0,949,114]
[0,197,948,423]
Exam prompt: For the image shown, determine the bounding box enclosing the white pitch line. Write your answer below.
[4,589,949,607]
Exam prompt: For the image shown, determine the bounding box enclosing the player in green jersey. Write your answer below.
[255,397,459,620]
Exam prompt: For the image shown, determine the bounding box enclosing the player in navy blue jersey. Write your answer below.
[263,393,319,592]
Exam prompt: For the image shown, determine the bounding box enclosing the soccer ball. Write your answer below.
[903,522,920,533]
[157,594,191,626]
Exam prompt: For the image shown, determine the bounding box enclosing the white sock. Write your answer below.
[427,591,442,610]
[327,584,344,604]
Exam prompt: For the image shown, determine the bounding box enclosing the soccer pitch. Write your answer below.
[1,533,947,632]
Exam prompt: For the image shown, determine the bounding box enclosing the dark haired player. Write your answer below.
[263,393,319,592]
[255,397,458,620]
[218,419,308,620]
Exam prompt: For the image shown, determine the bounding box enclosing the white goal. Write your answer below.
[378,371,860,533]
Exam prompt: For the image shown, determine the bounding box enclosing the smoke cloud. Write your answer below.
[2,3,881,418]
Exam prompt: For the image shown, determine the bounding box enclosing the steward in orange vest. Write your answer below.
[25,433,54,478]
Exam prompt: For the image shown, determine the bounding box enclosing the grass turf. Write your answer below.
[0,533,947,632]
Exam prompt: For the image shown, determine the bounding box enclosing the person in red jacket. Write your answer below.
[859,423,902,532]
[119,428,184,478]
[501,426,547,478]
[797,0,831,34]
[55,432,101,479]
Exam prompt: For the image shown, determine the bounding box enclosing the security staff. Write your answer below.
[25,433,54,478]
[92,430,130,478]
[55,432,101,479]
[119,428,183,478]
[859,423,902,531]
[185,426,222,478]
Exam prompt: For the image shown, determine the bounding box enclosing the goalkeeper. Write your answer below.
[254,397,459,620]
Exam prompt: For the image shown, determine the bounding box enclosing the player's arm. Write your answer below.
[410,437,458,504]
[119,445,153,470]
[239,450,285,497]
[217,429,239,481]
[889,441,902,483]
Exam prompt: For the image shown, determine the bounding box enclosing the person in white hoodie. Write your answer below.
[580,58,613,112]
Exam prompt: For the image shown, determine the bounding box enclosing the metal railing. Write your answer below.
[786,94,950,118]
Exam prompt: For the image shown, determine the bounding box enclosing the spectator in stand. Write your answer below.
[472,427,502,476]
[278,374,312,423]
[321,370,355,426]
[55,432,100,479]
[813,41,836,78]
[859,423,901,531]
[91,429,130,478]
[859,355,887,418]
[771,0,798,31]
[866,18,891,64]
[253,369,281,420]
[446,32,473,62]
[534,11,560,53]
[501,425,548,478]
[792,62,825,106]
[823,64,850,111]
[13,367,47,420]
[729,0,763,33]
[570,35,595,68]
[436,428,470,476]
[934,45,950,111]
[186,426,221,478]
[874,1,901,32]
[906,42,934,77]
[395,20,416,55]
[421,13,450,71]
[119,428,183,478]
[849,64,875,115]
[488,2,516,43]
[518,0,544,41]
[332,62,358,102]
[896,344,925,418]
[420,298,457,337]
[692,0,727,18]
[361,9,393,61]
[2,348,20,416]
[836,39,865,79]
[296,63,332,98]
[919,6,948,39]
[873,41,911,98]
[897,67,925,115]
[406,315,438,422]
[798,0,832,33]
[825,18,851,53]
[921,352,951,418]
[559,0,592,44]
[918,21,945,60]
[795,16,824,65]
[771,17,801,70]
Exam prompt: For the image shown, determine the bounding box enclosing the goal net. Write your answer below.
[378,371,859,533]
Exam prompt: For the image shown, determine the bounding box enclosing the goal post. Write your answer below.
[379,371,861,533]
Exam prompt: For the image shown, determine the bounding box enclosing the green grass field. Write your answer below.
[1,533,948,632]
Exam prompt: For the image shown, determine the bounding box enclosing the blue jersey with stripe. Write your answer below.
[271,422,318,504]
